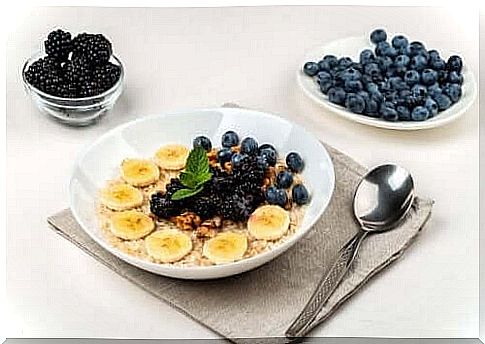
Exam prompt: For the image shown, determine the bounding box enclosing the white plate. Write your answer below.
[297,36,477,130]
[69,107,335,279]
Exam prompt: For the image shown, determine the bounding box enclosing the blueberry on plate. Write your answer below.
[433,93,452,110]
[317,59,331,72]
[303,61,319,76]
[428,49,440,61]
[240,137,258,155]
[443,83,462,103]
[344,80,363,93]
[193,135,212,151]
[345,93,366,114]
[359,49,375,65]
[381,107,399,121]
[328,87,347,105]
[259,148,277,167]
[376,56,393,72]
[217,147,233,164]
[437,70,449,84]
[357,90,370,102]
[424,97,439,117]
[375,41,391,57]
[292,184,310,205]
[446,55,463,73]
[338,57,353,69]
[322,55,339,69]
[364,62,381,77]
[276,170,294,189]
[407,41,426,56]
[410,55,428,72]
[256,155,269,170]
[404,70,420,86]
[286,152,304,173]
[266,186,287,207]
[395,54,410,67]
[221,130,239,147]
[392,35,409,49]
[411,106,429,121]
[231,153,247,169]
[448,71,464,85]
[421,69,438,86]
[370,28,387,44]
[396,105,411,121]
[364,97,379,117]
[342,67,362,81]
[411,84,428,98]
[429,57,446,71]
[427,83,442,98]
[366,82,379,94]
[258,143,277,156]
[320,81,334,94]
[316,71,332,85]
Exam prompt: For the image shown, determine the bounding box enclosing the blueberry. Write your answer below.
[258,143,277,156]
[371,90,384,103]
[424,97,439,117]
[448,71,464,85]
[317,59,331,72]
[433,93,452,110]
[381,107,399,121]
[240,137,258,155]
[411,106,429,121]
[395,54,410,67]
[323,55,339,69]
[217,148,233,164]
[443,83,462,103]
[428,49,440,61]
[357,90,370,102]
[396,105,411,120]
[345,93,366,114]
[320,81,334,94]
[429,57,446,71]
[361,74,373,85]
[404,70,420,86]
[360,49,375,65]
[266,186,287,207]
[231,153,247,169]
[421,69,438,85]
[342,67,362,81]
[375,41,391,57]
[376,56,393,72]
[221,130,239,147]
[344,80,363,93]
[446,55,463,73]
[338,57,353,69]
[437,70,449,84]
[366,82,379,94]
[364,97,379,117]
[407,41,426,56]
[328,87,347,105]
[392,35,409,49]
[411,84,428,98]
[292,184,310,205]
[370,29,387,44]
[410,55,428,72]
[364,62,381,77]
[276,170,294,189]
[427,83,442,98]
[259,148,277,167]
[388,76,408,91]
[286,152,304,173]
[316,71,332,85]
[193,136,212,151]
[256,155,269,170]
[303,62,319,76]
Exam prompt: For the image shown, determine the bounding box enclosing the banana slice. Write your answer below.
[110,210,155,240]
[248,205,290,240]
[100,184,144,211]
[154,144,190,170]
[121,159,160,186]
[203,232,248,264]
[145,229,193,263]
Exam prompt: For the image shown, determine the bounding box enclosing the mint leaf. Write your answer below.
[193,171,212,187]
[185,146,209,176]
[180,171,198,189]
[171,185,204,201]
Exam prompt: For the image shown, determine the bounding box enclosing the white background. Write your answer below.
[6,5,479,339]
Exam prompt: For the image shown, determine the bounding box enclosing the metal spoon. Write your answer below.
[286,164,414,339]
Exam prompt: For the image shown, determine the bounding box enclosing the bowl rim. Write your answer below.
[69,107,336,276]
[22,51,125,103]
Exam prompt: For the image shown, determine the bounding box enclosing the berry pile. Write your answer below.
[150,132,310,222]
[24,29,121,98]
[303,29,464,121]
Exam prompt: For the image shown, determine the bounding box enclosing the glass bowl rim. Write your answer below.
[22,51,124,103]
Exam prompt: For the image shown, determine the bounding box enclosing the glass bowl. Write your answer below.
[22,52,124,126]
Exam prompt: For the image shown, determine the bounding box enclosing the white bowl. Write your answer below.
[297,36,477,130]
[69,107,335,279]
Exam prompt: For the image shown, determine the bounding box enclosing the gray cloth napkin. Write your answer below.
[47,144,433,343]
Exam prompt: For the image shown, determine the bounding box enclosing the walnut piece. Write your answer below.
[195,216,222,238]
[171,212,201,231]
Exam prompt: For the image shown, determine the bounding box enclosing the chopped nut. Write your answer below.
[171,212,201,231]
[223,162,232,172]
[231,146,241,153]
[195,225,217,238]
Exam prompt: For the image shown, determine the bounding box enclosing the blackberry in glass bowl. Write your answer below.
[22,29,124,126]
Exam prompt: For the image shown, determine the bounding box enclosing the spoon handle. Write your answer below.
[285,230,368,339]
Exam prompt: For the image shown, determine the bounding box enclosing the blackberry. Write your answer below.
[77,80,102,98]
[221,195,256,222]
[150,193,182,219]
[189,196,218,219]
[25,57,60,87]
[72,33,112,66]
[62,59,93,84]
[93,62,121,92]
[44,29,72,62]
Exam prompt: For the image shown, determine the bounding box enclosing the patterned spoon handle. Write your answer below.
[285,230,368,339]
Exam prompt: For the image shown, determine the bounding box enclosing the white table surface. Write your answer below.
[6,6,479,339]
